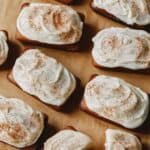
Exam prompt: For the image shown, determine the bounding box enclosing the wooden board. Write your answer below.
[0,0,149,149]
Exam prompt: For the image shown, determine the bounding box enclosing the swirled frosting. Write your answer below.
[105,129,142,150]
[84,75,149,129]
[92,0,150,25]
[0,31,9,65]
[0,95,44,148]
[92,28,150,70]
[17,3,83,45]
[12,49,76,106]
[44,129,92,150]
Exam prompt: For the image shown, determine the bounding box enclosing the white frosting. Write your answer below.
[12,49,76,106]
[105,129,142,150]
[0,31,9,65]
[84,75,149,129]
[93,0,150,25]
[44,129,92,150]
[17,3,83,45]
[0,95,44,148]
[92,28,150,70]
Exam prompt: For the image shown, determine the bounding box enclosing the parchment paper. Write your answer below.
[0,0,149,149]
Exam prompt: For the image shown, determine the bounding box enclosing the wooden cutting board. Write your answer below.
[0,0,149,149]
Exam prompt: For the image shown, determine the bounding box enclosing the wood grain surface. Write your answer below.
[0,0,149,149]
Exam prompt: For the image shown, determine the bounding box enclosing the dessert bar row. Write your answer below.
[0,95,143,149]
[0,47,149,149]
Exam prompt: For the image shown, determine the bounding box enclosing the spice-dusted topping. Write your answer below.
[84,75,149,128]
[92,28,150,70]
[17,3,83,45]
[105,129,142,150]
[0,96,44,148]
[12,49,76,106]
[92,0,150,26]
[44,129,92,150]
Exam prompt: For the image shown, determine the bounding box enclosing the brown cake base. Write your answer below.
[56,0,74,4]
[1,30,8,38]
[16,3,86,51]
[90,0,150,32]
